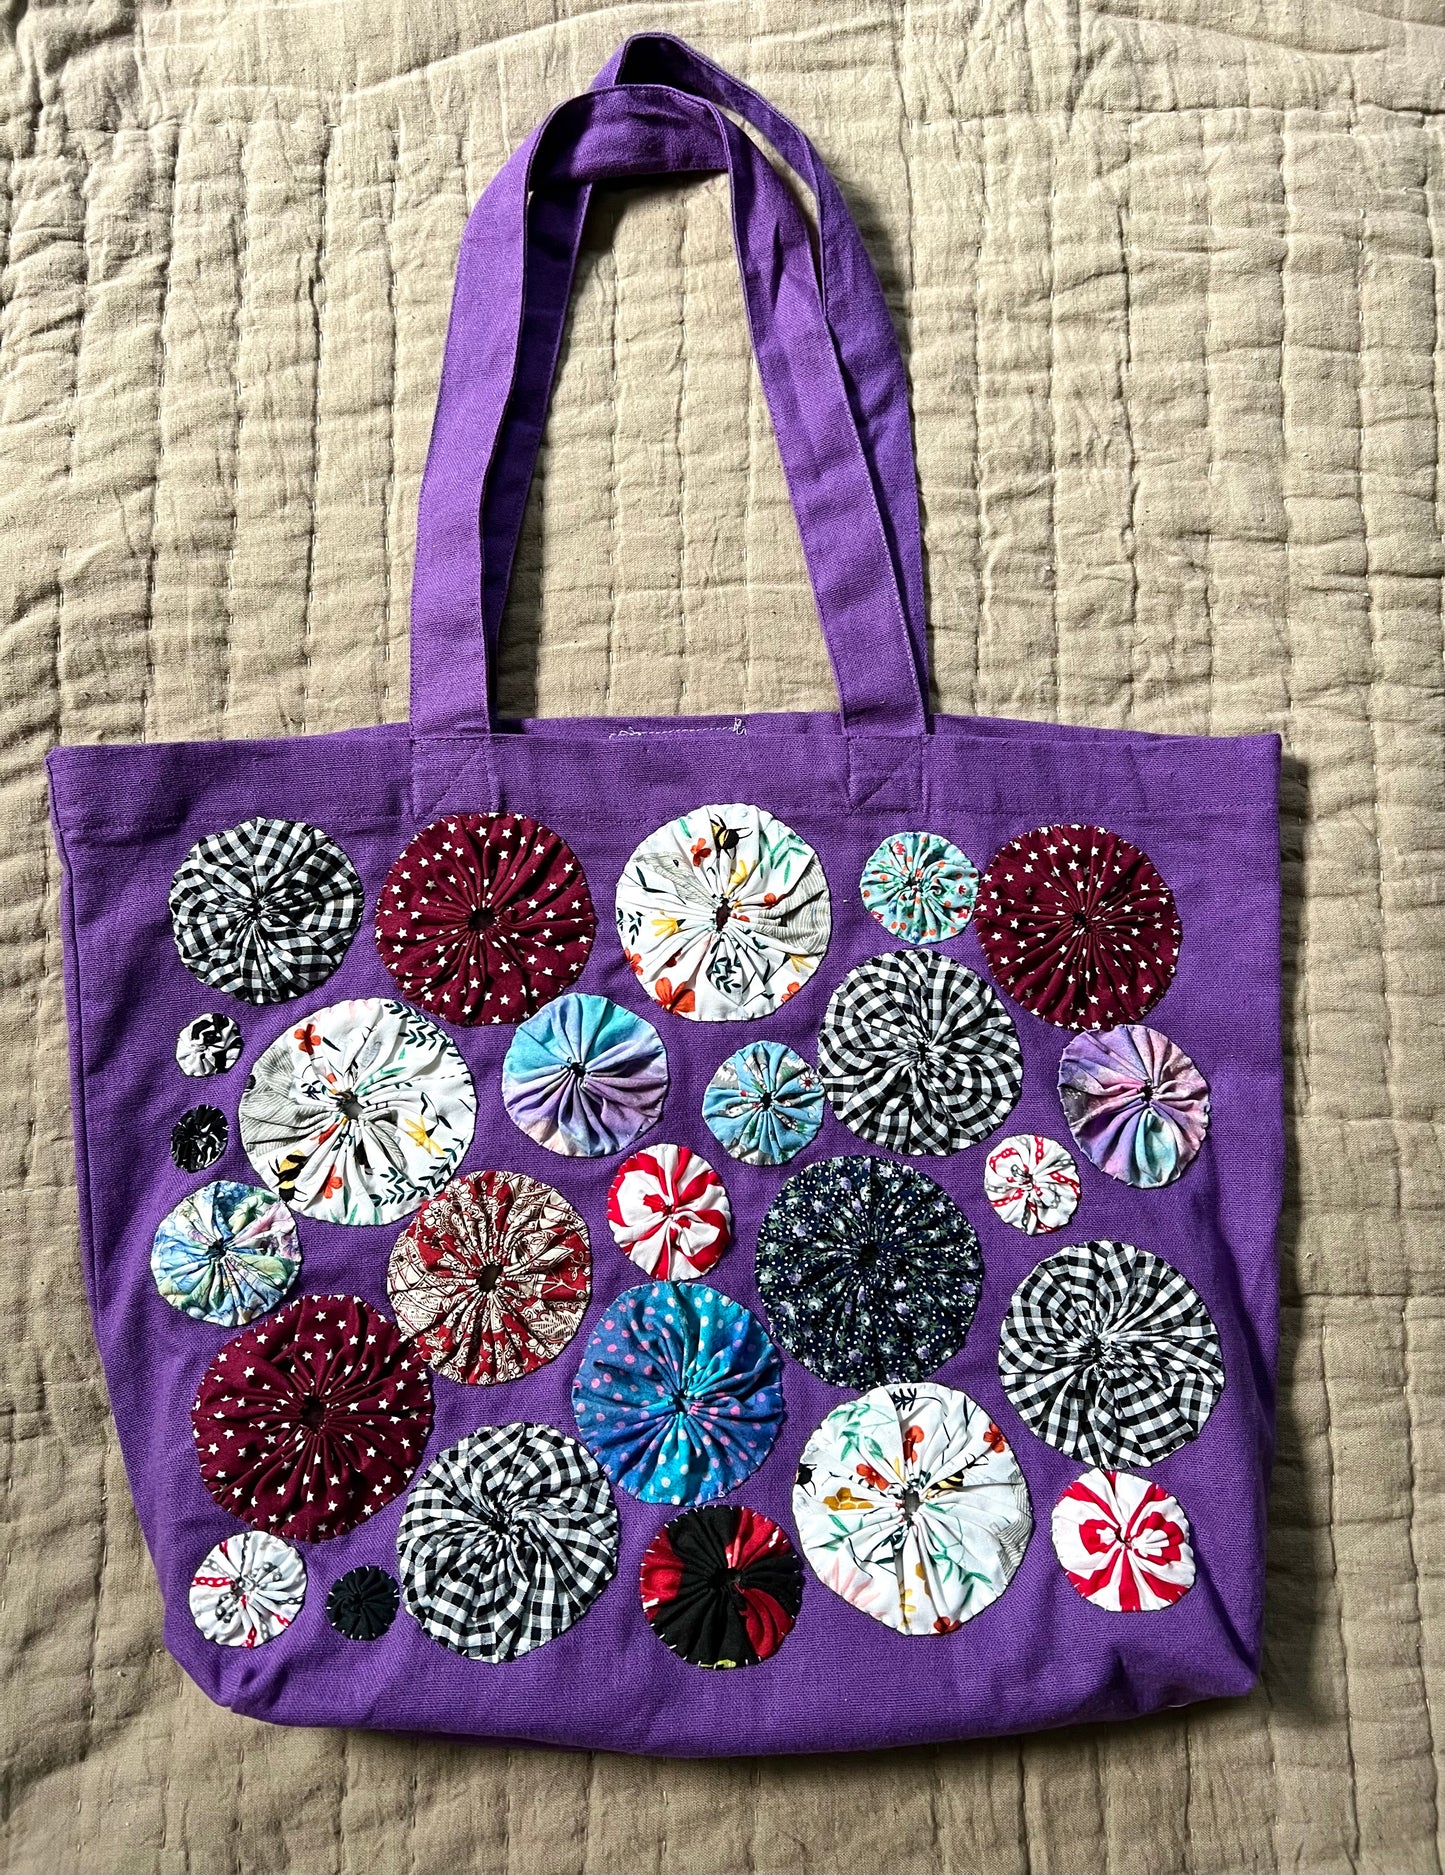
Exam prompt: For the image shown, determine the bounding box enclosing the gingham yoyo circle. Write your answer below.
[998,1240,1224,1467]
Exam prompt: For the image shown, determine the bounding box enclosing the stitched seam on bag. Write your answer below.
[47,811,103,1320]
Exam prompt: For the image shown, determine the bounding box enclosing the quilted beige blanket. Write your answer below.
[4,2,1442,1871]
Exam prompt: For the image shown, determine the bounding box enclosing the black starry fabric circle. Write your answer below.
[998,1239,1225,1466]
[326,1566,400,1642]
[169,816,363,1005]
[171,1105,228,1172]
[817,951,1023,1155]
[756,1155,984,1388]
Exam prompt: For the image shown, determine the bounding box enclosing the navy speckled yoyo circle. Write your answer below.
[756,1155,984,1388]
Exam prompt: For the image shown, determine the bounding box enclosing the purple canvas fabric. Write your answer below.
[46,34,1282,1753]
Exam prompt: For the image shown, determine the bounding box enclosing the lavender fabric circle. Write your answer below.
[502,993,669,1157]
[1058,1023,1210,1189]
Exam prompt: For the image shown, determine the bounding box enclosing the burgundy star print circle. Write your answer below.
[973,824,1181,1030]
[375,814,596,1026]
[190,1293,433,1543]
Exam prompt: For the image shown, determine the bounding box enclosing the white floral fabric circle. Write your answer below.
[793,1382,1033,1635]
[982,1134,1081,1234]
[615,804,831,1020]
[1051,1469,1195,1611]
[859,831,978,945]
[189,1531,306,1647]
[606,1144,732,1280]
[238,997,476,1225]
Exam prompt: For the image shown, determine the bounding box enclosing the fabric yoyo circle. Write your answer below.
[701,1041,824,1167]
[151,1179,300,1326]
[860,831,978,945]
[615,803,831,1021]
[176,1013,242,1078]
[326,1565,400,1641]
[793,1382,1033,1635]
[501,992,667,1158]
[572,1282,785,1505]
[756,1156,983,1388]
[983,1133,1081,1234]
[169,816,363,1005]
[387,1170,590,1385]
[375,813,595,1026]
[239,997,476,1226]
[640,1505,803,1669]
[606,1145,732,1280]
[998,1240,1224,1467]
[191,1293,433,1542]
[1051,1469,1195,1612]
[171,1105,228,1173]
[818,951,1023,1155]
[189,1531,305,1647]
[398,1423,619,1662]
[1058,1024,1210,1189]
[974,823,1181,1031]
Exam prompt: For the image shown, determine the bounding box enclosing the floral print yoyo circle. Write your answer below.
[387,1170,591,1385]
[982,1133,1081,1235]
[502,992,668,1157]
[1051,1469,1195,1612]
[572,1281,785,1505]
[640,1505,803,1669]
[859,831,978,945]
[616,803,831,1020]
[973,823,1181,1031]
[191,1293,433,1542]
[702,1041,824,1167]
[151,1179,300,1326]
[189,1531,306,1648]
[239,997,476,1226]
[375,813,595,1025]
[169,816,363,1005]
[398,1423,619,1662]
[998,1239,1224,1467]
[1058,1023,1210,1188]
[818,950,1023,1155]
[606,1144,732,1280]
[756,1155,984,1388]
[793,1383,1033,1635]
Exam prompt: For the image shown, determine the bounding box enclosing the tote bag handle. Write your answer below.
[410,46,928,743]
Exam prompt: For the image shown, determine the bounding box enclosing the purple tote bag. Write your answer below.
[47,35,1282,1753]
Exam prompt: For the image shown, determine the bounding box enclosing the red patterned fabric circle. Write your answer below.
[387,1170,591,1385]
[973,823,1181,1030]
[606,1144,732,1280]
[375,814,595,1026]
[190,1293,432,1542]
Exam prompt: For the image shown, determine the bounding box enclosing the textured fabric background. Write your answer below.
[3,1,1442,1870]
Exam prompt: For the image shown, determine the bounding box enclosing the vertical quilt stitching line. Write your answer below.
[299,117,336,738]
[141,118,182,742]
[221,115,255,738]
